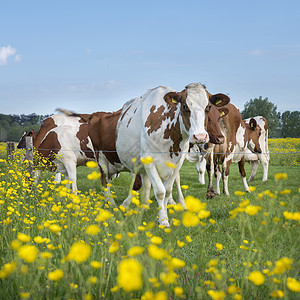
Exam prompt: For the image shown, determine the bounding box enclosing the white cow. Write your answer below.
[243,116,269,181]
[115,83,230,227]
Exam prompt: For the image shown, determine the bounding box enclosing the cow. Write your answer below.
[17,114,95,192]
[243,116,269,182]
[205,103,262,198]
[115,83,230,226]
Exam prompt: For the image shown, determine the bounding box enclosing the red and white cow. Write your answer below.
[243,116,269,182]
[115,83,230,226]
[205,103,262,198]
[17,114,95,192]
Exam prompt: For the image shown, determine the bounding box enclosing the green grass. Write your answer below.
[1,144,300,299]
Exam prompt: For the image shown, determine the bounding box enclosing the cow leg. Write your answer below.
[63,161,79,194]
[222,159,231,196]
[54,172,62,184]
[214,164,221,195]
[258,154,269,182]
[121,174,143,208]
[206,154,215,199]
[167,172,187,209]
[238,157,250,192]
[34,169,41,185]
[141,174,151,206]
[249,160,259,182]
[144,163,169,227]
[197,158,206,185]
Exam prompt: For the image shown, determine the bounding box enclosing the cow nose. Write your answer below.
[193,133,209,144]
[255,147,262,153]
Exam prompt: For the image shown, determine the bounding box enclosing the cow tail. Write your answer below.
[55,108,89,122]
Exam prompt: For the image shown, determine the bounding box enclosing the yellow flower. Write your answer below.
[148,244,167,260]
[280,189,291,194]
[216,243,223,251]
[33,236,46,244]
[17,233,31,243]
[140,156,154,164]
[88,276,98,284]
[95,209,113,222]
[127,246,144,257]
[271,290,284,298]
[245,205,262,216]
[186,235,192,242]
[0,262,16,279]
[86,161,98,168]
[18,245,38,263]
[160,271,178,285]
[115,233,122,240]
[90,261,102,269]
[151,236,163,245]
[274,173,287,180]
[49,224,62,234]
[234,191,245,196]
[10,240,21,250]
[174,286,184,297]
[181,185,189,190]
[177,240,185,248]
[249,186,256,192]
[271,257,293,275]
[117,259,143,292]
[48,269,64,281]
[185,195,206,213]
[247,271,265,285]
[287,277,300,292]
[86,224,100,235]
[40,251,53,259]
[65,241,91,263]
[109,241,119,253]
[207,290,226,300]
[169,258,186,269]
[165,161,176,168]
[19,292,30,299]
[182,211,199,227]
[87,171,101,180]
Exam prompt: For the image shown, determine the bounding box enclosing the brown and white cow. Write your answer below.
[205,103,262,198]
[243,116,269,182]
[115,83,230,226]
[17,114,95,192]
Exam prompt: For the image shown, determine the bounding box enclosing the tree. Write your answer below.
[281,111,300,138]
[241,96,281,138]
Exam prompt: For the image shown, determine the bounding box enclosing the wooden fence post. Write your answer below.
[26,136,34,178]
[6,142,15,160]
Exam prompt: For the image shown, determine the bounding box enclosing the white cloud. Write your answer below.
[247,49,265,56]
[0,45,20,65]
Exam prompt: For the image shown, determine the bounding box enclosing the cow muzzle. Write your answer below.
[192,133,209,144]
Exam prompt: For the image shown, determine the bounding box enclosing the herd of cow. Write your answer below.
[17,83,269,227]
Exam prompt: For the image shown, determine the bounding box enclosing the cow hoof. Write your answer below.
[206,191,215,199]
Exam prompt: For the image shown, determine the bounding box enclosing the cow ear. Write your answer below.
[249,118,257,130]
[218,107,229,119]
[164,92,181,107]
[210,93,230,107]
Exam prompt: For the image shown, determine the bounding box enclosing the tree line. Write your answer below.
[0,97,299,142]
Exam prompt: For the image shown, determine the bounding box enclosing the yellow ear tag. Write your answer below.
[250,123,253,127]
[171,98,177,104]
[216,100,222,105]
[220,111,225,117]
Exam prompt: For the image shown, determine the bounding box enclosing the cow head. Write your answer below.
[164,83,230,145]
[17,130,34,149]
[245,118,262,153]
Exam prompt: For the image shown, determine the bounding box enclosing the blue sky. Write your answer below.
[1,0,299,115]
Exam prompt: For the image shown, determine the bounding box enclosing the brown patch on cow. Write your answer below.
[36,131,61,172]
[76,124,95,159]
[225,159,232,176]
[163,118,182,158]
[88,110,122,165]
[145,105,177,136]
[34,117,57,148]
[120,104,132,121]
[127,117,132,128]
[238,157,246,177]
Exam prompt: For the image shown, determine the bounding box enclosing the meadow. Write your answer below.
[0,139,299,300]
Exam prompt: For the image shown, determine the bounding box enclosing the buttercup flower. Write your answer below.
[48,269,64,281]
[287,277,300,292]
[65,241,91,263]
[117,259,143,292]
[247,271,265,286]
[18,245,38,263]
